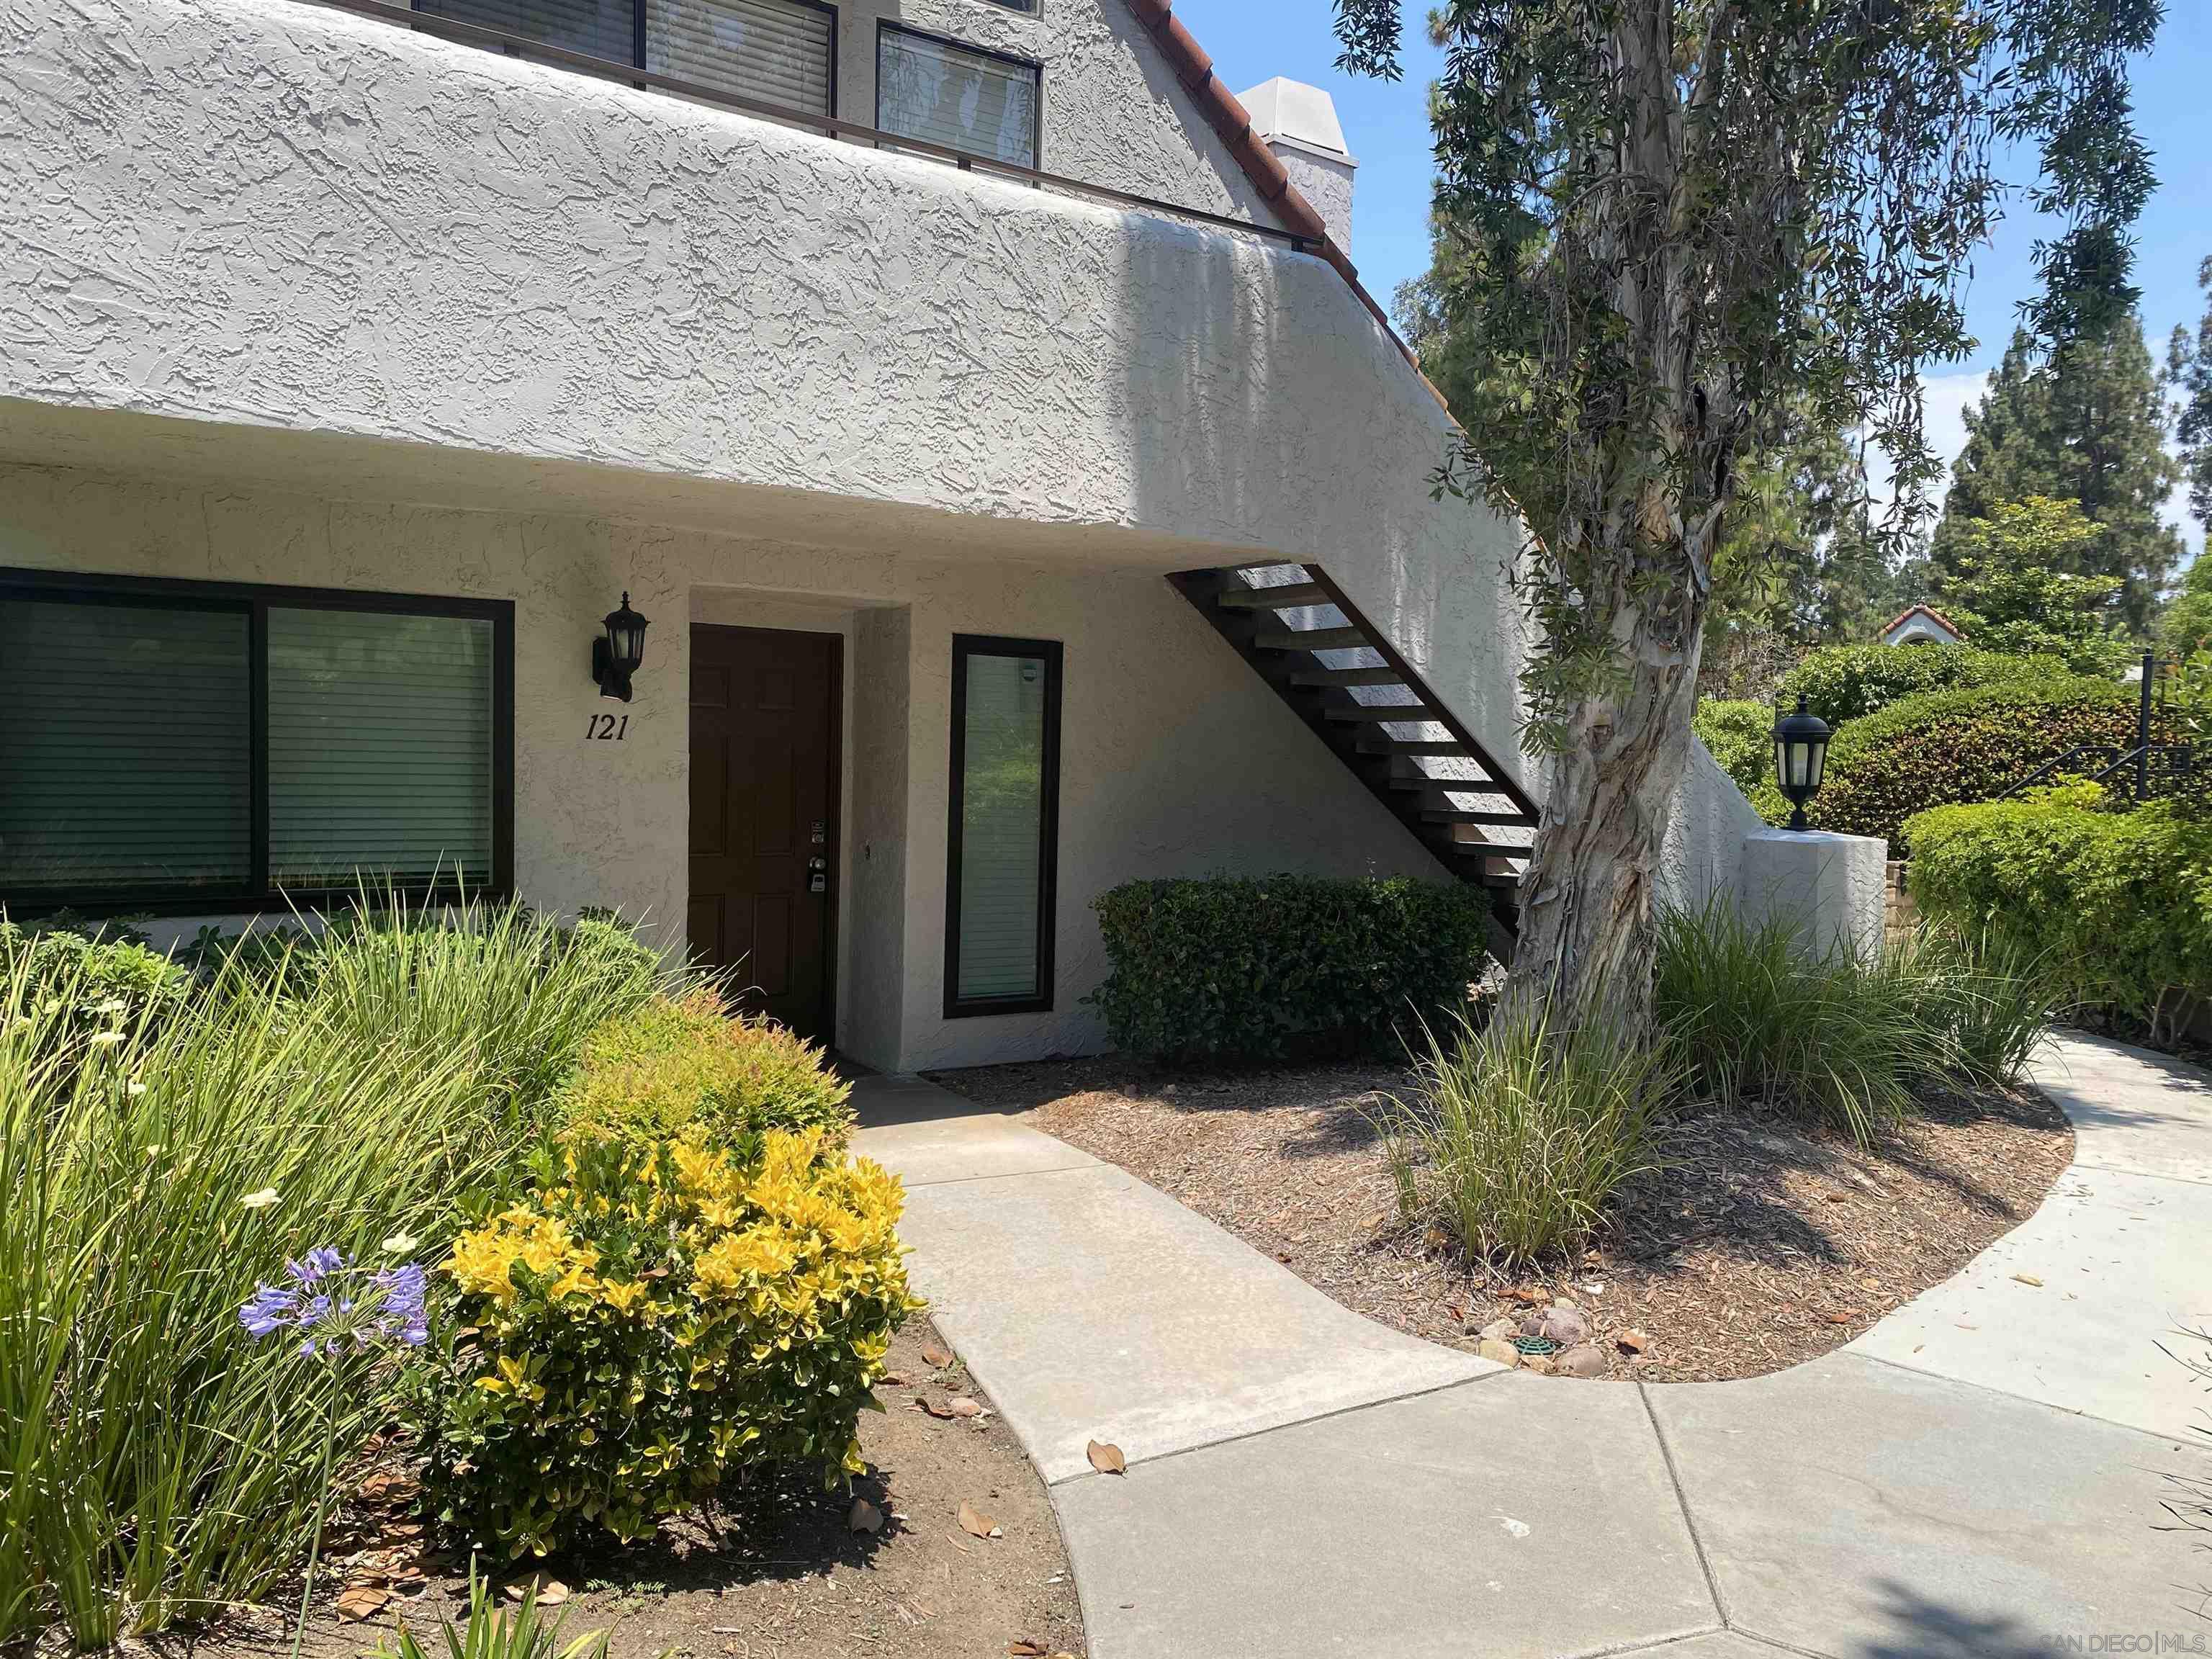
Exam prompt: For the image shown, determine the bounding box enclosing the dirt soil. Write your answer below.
[927,1055,2076,1384]
[177,1318,1084,1659]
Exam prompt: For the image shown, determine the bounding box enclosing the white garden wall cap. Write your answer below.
[1235,77,1357,166]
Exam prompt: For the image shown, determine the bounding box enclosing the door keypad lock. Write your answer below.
[807,855,827,894]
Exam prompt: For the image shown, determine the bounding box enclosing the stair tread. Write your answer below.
[1291,665,1403,688]
[1422,807,1532,824]
[1255,625,1370,652]
[1362,737,1470,756]
[1218,582,1330,610]
[1323,704,1439,722]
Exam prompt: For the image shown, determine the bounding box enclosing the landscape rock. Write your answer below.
[1538,1303,1590,1346]
[1479,1318,1519,1343]
[1555,1344,1609,1378]
[1477,1337,1524,1368]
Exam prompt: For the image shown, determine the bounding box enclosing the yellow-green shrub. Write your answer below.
[555,991,852,1159]
[415,1129,919,1557]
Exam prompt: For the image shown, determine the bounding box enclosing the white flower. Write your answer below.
[127,1081,145,1097]
[381,1231,418,1255]
[88,1030,127,1047]
[239,1188,281,1210]
[93,999,127,1016]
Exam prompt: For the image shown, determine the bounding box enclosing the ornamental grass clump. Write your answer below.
[0,903,673,1650]
[415,1127,918,1558]
[1377,999,1675,1269]
[1652,898,1950,1146]
[554,989,853,1159]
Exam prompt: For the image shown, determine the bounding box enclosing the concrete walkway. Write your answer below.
[853,1036,2212,1658]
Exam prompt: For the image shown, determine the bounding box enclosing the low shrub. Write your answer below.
[555,990,852,1159]
[416,1128,918,1557]
[1089,875,1493,1062]
[0,917,192,1057]
[1803,675,2185,851]
[1692,698,1773,796]
[1377,1000,1674,1268]
[1907,788,2212,1046]
[1774,642,2061,724]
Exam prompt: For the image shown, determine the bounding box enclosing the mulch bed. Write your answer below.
[179,1318,1084,1659]
[927,1056,2075,1384]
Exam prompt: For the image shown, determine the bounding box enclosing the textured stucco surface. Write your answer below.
[1737,827,1887,959]
[0,0,1768,1057]
[1269,145,1354,251]
[832,0,1280,225]
[0,462,1442,1069]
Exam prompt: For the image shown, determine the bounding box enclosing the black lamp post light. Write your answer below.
[592,593,650,702]
[1773,693,1833,832]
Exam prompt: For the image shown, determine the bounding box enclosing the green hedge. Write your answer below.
[1906,788,2212,1044]
[1775,642,2062,724]
[1693,699,1773,795]
[1088,875,1491,1062]
[1804,675,2183,851]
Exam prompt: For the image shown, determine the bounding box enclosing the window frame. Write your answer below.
[943,633,1062,1020]
[410,0,840,120]
[873,19,1044,171]
[0,567,515,918]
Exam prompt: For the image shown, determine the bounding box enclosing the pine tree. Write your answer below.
[2171,256,2212,529]
[1932,315,2182,633]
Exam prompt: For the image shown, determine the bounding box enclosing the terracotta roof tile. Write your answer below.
[1882,603,1964,639]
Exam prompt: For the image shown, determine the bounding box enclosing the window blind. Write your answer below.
[266,608,495,890]
[647,0,833,114]
[876,26,1038,167]
[0,600,252,893]
[416,0,639,64]
[954,650,1048,1002]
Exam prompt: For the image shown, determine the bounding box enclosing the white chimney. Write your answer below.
[1236,77,1357,251]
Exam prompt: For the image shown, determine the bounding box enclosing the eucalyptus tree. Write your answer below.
[1335,0,2159,1026]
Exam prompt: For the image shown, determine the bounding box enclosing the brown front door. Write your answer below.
[688,625,840,1040]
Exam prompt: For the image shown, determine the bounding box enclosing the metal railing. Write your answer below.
[2002,649,2211,804]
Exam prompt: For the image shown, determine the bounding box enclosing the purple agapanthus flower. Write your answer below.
[239,1246,431,1357]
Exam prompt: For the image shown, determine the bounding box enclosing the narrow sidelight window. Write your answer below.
[876,24,1040,168]
[945,635,1060,1017]
[0,571,512,915]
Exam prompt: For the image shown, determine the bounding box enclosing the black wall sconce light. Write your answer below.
[592,593,649,702]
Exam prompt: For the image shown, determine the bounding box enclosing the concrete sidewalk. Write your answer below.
[853,1033,2212,1659]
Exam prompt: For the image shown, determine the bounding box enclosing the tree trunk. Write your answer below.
[1502,575,1711,1038]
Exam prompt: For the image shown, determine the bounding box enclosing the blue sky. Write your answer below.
[1181,0,2208,556]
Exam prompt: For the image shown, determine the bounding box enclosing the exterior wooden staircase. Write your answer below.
[1168,563,1540,961]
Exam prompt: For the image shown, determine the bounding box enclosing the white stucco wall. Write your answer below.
[0,461,1443,1069]
[832,0,1280,225]
[1269,144,1354,251]
[0,0,1767,1055]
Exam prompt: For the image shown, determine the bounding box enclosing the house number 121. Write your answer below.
[586,714,629,740]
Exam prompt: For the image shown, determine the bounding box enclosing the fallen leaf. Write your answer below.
[1614,1328,1651,1354]
[1504,1283,1545,1305]
[1823,1311,1852,1326]
[921,1342,953,1370]
[1086,1439,1127,1475]
[917,1396,958,1419]
[1362,1212,1385,1229]
[537,1580,570,1607]
[336,1586,392,1622]
[2011,1273,2044,1288]
[849,1498,884,1534]
[947,1396,985,1419]
[958,1501,999,1539]
[1010,1642,1048,1657]
[880,1370,910,1388]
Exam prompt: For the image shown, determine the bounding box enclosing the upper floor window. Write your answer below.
[876,23,1040,168]
[416,0,836,117]
[0,572,513,914]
